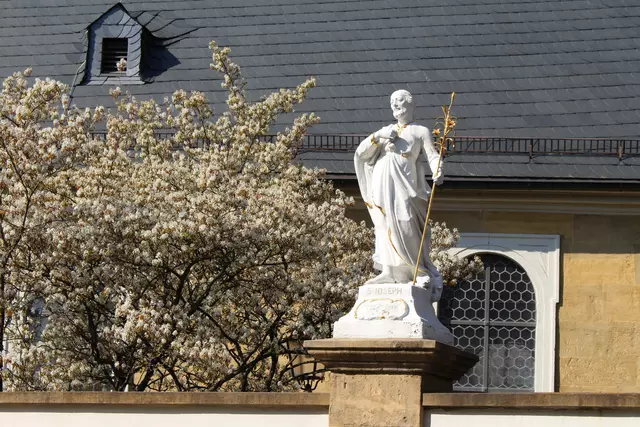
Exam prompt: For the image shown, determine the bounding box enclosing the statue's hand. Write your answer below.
[384,141,396,153]
[432,169,444,186]
[374,126,398,141]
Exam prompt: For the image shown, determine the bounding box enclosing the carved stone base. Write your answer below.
[332,283,453,344]
[305,339,479,427]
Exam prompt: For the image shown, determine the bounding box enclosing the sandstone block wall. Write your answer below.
[429,210,640,392]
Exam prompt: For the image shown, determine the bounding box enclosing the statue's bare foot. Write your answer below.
[388,265,415,284]
[392,271,413,284]
[365,272,396,285]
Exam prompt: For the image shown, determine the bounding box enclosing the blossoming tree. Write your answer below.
[0,68,102,391]
[0,43,481,391]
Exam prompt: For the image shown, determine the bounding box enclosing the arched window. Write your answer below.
[439,254,536,392]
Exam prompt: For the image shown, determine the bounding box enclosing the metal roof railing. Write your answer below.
[290,135,640,159]
[89,132,640,159]
[450,137,640,159]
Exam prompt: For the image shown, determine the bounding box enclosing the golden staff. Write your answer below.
[412,92,457,285]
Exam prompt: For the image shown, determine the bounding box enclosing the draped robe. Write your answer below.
[354,123,443,283]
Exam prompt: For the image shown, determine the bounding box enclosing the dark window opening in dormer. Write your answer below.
[101,38,128,74]
[84,3,188,85]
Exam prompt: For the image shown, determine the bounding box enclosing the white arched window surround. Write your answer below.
[447,233,560,392]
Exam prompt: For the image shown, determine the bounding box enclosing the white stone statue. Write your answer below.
[354,89,443,288]
[333,90,453,343]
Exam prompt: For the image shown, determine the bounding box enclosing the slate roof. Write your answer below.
[2,0,640,138]
[2,0,640,182]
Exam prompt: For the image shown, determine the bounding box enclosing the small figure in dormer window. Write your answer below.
[116,58,127,72]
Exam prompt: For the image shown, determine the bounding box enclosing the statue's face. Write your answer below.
[390,93,412,120]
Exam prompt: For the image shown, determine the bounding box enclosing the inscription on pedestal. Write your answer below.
[333,283,453,342]
[354,297,409,320]
[366,286,403,296]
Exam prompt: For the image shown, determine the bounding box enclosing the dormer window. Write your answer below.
[101,38,128,74]
[83,4,144,85]
[82,3,189,86]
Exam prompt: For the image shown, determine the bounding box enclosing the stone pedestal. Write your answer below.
[305,338,478,427]
[333,283,453,344]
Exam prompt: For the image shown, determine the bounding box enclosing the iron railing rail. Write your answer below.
[89,132,640,159]
[290,135,640,159]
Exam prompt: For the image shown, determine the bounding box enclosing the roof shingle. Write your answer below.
[2,0,640,138]
[2,0,640,182]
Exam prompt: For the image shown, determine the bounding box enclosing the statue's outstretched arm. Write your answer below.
[356,123,395,161]
[354,132,383,209]
[355,133,381,161]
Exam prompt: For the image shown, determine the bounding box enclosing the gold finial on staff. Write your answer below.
[412,92,457,285]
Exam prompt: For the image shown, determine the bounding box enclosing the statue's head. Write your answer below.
[390,90,414,122]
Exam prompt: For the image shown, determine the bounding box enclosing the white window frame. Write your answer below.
[448,233,560,392]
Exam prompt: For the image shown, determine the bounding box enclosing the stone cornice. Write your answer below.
[422,393,640,410]
[305,339,478,381]
[2,391,640,411]
[0,392,329,408]
[341,184,640,215]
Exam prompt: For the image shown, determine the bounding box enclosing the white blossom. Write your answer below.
[0,46,478,392]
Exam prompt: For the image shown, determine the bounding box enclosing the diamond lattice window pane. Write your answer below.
[487,326,535,390]
[439,254,536,392]
[489,259,536,322]
[449,324,485,390]
[439,274,485,322]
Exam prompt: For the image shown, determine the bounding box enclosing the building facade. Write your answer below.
[2,0,640,392]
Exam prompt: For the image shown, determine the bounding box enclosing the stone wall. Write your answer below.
[335,183,640,392]
[2,392,640,427]
[0,392,329,427]
[426,409,639,426]
[345,190,640,392]
[423,393,640,426]
[427,210,640,392]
